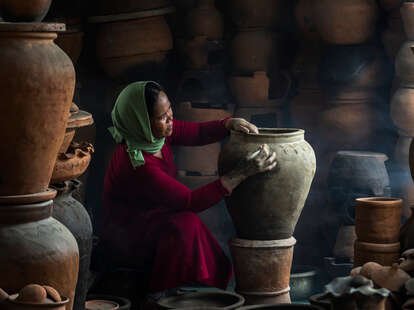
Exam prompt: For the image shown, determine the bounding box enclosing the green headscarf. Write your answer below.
[108,81,165,168]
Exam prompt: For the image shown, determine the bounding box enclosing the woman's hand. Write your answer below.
[220,144,277,192]
[224,118,259,134]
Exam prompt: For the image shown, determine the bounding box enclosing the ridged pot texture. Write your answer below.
[218,129,316,240]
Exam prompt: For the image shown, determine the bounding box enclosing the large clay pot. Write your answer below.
[98,0,171,15]
[295,0,320,41]
[313,0,379,45]
[51,181,93,310]
[355,197,402,243]
[0,199,79,310]
[218,129,316,240]
[0,23,75,196]
[391,87,414,136]
[231,29,280,75]
[186,0,223,40]
[401,2,414,40]
[354,240,400,267]
[228,0,287,29]
[396,41,414,87]
[0,0,52,22]
[229,237,296,305]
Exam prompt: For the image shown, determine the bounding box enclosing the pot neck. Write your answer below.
[0,200,53,225]
[230,128,305,144]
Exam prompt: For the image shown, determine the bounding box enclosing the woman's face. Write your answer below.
[150,91,173,139]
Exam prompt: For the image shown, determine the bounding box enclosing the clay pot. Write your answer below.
[0,0,52,22]
[0,23,75,196]
[186,0,223,40]
[95,15,173,78]
[51,180,93,310]
[175,102,231,175]
[355,197,402,244]
[295,0,320,41]
[51,142,94,184]
[0,200,79,310]
[391,87,414,136]
[313,0,379,45]
[396,41,414,87]
[401,2,414,40]
[231,29,280,75]
[229,237,296,305]
[98,0,171,15]
[354,240,400,267]
[218,129,316,240]
[228,0,287,29]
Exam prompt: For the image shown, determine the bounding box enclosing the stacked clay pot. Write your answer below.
[354,197,403,267]
[219,129,316,305]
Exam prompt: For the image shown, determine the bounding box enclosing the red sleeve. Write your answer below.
[136,163,231,213]
[167,117,231,146]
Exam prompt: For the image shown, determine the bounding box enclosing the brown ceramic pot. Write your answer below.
[218,129,316,240]
[391,87,414,136]
[395,41,414,87]
[186,0,223,40]
[355,198,402,244]
[0,23,75,196]
[354,240,400,267]
[0,200,79,310]
[98,0,171,15]
[229,237,296,305]
[228,0,287,29]
[295,0,320,41]
[401,2,414,40]
[0,0,52,22]
[231,29,280,75]
[313,0,379,45]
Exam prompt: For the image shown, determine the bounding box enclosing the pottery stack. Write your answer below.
[227,0,290,129]
[0,2,80,310]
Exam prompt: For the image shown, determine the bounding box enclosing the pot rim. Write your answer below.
[231,128,304,138]
[0,22,65,32]
[355,240,400,252]
[290,265,319,278]
[355,197,403,205]
[229,237,296,248]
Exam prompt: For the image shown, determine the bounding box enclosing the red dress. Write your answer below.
[102,118,233,292]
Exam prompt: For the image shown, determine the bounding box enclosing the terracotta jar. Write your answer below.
[0,199,79,310]
[94,14,173,78]
[0,0,52,22]
[391,87,414,136]
[51,181,93,310]
[229,237,296,305]
[354,240,400,267]
[218,129,316,240]
[186,0,223,40]
[313,0,379,45]
[231,29,280,75]
[98,0,171,15]
[228,0,287,30]
[295,0,320,41]
[396,41,414,87]
[401,2,414,40]
[0,23,75,196]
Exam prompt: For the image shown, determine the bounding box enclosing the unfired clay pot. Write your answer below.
[391,87,414,136]
[98,0,171,15]
[0,23,75,196]
[218,129,316,240]
[401,2,414,40]
[186,0,223,40]
[354,240,400,267]
[396,41,414,87]
[0,0,52,22]
[0,200,79,310]
[313,0,379,45]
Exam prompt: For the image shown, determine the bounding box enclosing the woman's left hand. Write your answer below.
[224,118,259,134]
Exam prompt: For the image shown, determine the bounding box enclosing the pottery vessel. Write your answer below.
[86,295,131,310]
[401,2,414,40]
[229,237,295,305]
[186,0,223,40]
[51,181,93,310]
[391,87,414,136]
[98,0,171,15]
[396,41,414,87]
[0,23,75,196]
[313,0,379,45]
[218,129,316,240]
[354,240,400,267]
[0,200,79,310]
[0,0,52,22]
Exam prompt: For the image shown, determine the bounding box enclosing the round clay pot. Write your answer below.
[231,29,280,75]
[0,200,79,310]
[229,237,296,305]
[396,41,414,87]
[355,197,402,244]
[186,0,223,40]
[51,180,93,310]
[218,129,316,240]
[401,2,414,40]
[313,0,379,45]
[391,87,414,136]
[354,240,401,267]
[0,0,52,22]
[0,23,75,196]
[98,0,171,15]
[295,0,320,41]
[228,0,287,29]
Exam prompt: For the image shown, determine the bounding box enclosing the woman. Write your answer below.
[102,81,277,298]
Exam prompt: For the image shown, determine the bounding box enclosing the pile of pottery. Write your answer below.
[0,3,80,310]
[218,128,316,305]
[88,2,174,80]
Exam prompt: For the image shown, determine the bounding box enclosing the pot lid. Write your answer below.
[0,22,66,32]
[67,110,94,129]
